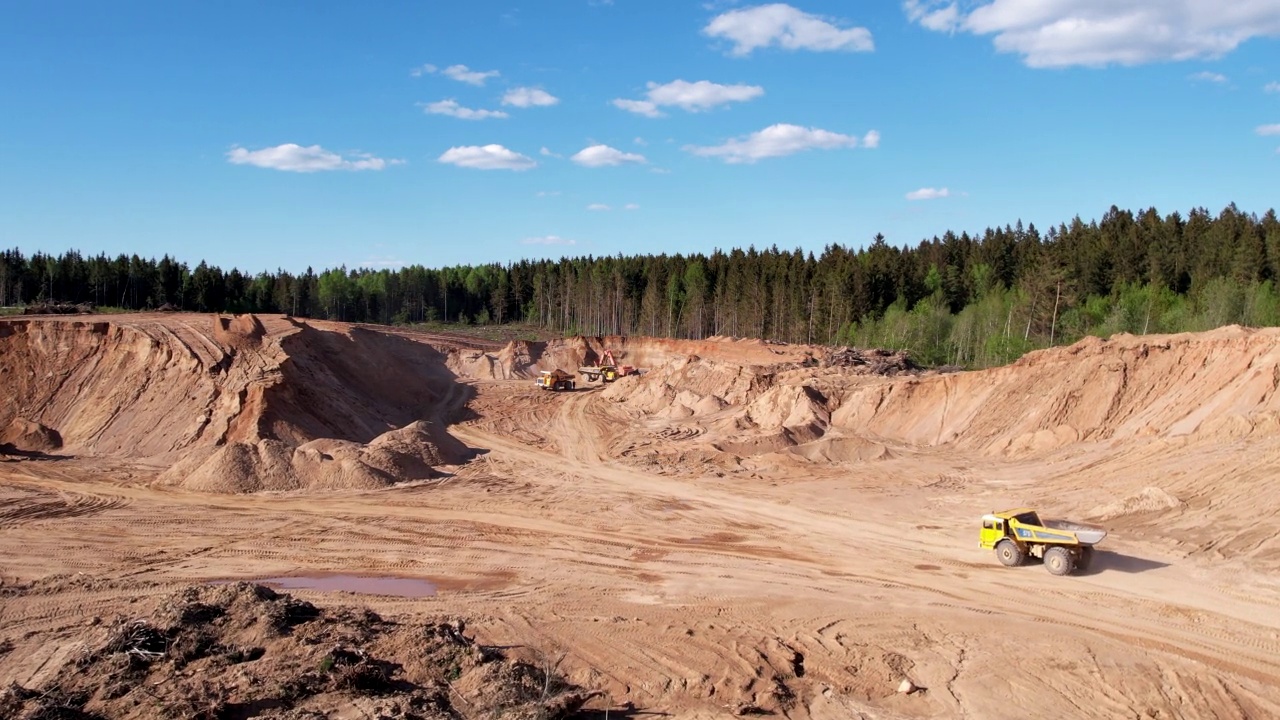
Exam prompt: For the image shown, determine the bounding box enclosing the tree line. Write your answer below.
[2,203,1278,368]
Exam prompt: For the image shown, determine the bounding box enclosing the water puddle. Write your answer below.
[249,574,438,598]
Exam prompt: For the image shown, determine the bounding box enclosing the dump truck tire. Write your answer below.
[1044,546,1074,576]
[1077,546,1094,572]
[995,539,1025,567]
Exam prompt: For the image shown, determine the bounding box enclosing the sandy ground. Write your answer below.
[3,314,1280,719]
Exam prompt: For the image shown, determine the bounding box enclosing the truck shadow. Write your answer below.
[1081,550,1169,575]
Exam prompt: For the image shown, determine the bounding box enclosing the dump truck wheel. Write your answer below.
[1076,546,1094,572]
[995,540,1025,567]
[1044,546,1074,576]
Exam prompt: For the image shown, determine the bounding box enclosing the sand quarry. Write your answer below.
[2,313,1280,719]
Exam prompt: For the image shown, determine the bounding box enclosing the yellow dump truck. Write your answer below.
[980,508,1107,575]
[535,369,576,391]
[577,365,619,383]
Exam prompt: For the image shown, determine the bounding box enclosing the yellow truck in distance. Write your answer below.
[980,508,1107,576]
[535,369,576,391]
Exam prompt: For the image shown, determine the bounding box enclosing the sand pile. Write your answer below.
[166,420,469,493]
[212,311,267,349]
[0,314,473,493]
[594,345,913,458]
[603,354,773,412]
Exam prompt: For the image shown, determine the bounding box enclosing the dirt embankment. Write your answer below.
[0,315,914,489]
[0,314,473,492]
[448,334,836,380]
[831,327,1280,453]
[8,312,1280,556]
[555,326,1280,463]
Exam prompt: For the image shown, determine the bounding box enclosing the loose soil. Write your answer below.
[3,313,1280,718]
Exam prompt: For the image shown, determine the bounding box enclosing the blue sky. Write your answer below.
[1,1,1278,274]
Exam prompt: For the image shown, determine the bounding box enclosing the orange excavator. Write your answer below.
[578,348,640,383]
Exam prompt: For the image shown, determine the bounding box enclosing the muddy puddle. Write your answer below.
[229,574,439,598]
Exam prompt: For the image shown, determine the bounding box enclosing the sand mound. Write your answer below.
[603,354,771,412]
[164,423,466,494]
[366,420,469,469]
[212,312,266,349]
[789,434,895,463]
[743,385,831,443]
[1,314,475,493]
[0,418,62,454]
[162,438,408,493]
[1089,486,1185,520]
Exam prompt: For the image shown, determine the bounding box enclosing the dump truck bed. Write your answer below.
[1009,519,1107,546]
[1041,520,1108,546]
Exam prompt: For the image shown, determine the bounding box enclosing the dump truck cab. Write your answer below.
[979,508,1042,547]
[980,508,1106,576]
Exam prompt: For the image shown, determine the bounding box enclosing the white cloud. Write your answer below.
[624,203,640,210]
[571,144,647,167]
[443,64,500,85]
[522,235,577,245]
[704,3,874,56]
[906,187,952,200]
[904,1,1280,68]
[634,137,648,146]
[684,123,866,163]
[502,87,560,107]
[1257,124,1280,136]
[653,81,765,113]
[1266,82,1280,93]
[904,0,961,32]
[414,63,499,83]
[419,100,509,120]
[539,146,562,157]
[587,203,612,211]
[535,190,561,197]
[437,144,536,171]
[227,143,401,172]
[612,98,663,118]
[411,63,500,84]
[862,130,881,149]
[614,79,764,117]
[1189,71,1228,83]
